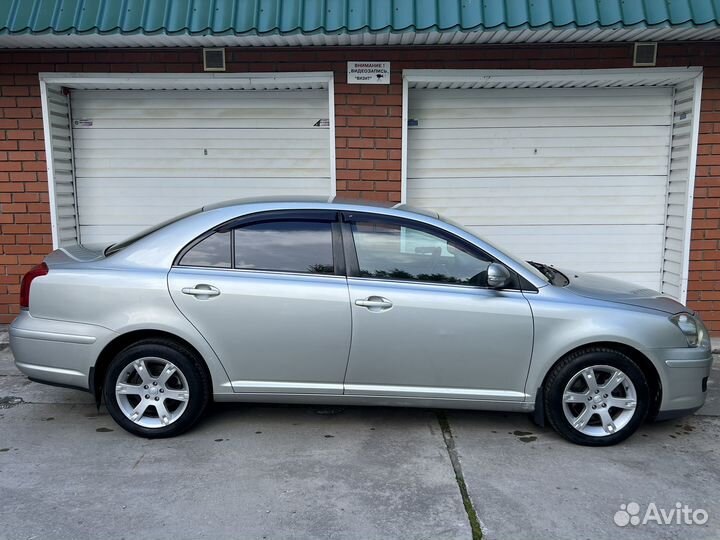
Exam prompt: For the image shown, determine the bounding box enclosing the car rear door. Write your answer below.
[168,210,352,394]
[341,212,534,401]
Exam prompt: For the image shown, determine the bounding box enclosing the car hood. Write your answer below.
[559,269,686,314]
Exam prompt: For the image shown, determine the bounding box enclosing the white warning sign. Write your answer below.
[347,61,390,84]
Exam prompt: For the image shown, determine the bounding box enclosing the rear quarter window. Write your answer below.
[178,232,232,268]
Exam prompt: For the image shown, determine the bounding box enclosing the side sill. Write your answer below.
[28,376,91,394]
[344,384,527,401]
[229,381,344,393]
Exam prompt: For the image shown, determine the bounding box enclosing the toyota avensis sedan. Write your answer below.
[10,198,712,445]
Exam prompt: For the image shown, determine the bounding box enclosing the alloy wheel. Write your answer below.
[562,364,637,437]
[115,357,190,428]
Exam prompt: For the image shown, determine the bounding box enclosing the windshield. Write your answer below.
[439,214,549,283]
[105,208,202,256]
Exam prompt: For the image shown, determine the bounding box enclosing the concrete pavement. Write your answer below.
[0,346,468,540]
[449,411,719,540]
[0,339,718,540]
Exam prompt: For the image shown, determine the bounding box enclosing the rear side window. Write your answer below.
[234,220,334,274]
[178,219,335,275]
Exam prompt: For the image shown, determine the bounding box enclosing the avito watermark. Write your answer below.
[614,502,709,527]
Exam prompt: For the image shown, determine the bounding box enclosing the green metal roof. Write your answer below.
[0,0,719,47]
[3,0,720,35]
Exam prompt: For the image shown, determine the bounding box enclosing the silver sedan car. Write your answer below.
[10,198,712,445]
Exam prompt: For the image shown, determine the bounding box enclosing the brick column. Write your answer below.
[0,64,53,325]
[334,70,402,202]
[688,66,720,331]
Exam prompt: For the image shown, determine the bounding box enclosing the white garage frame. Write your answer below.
[39,71,336,248]
[401,68,703,303]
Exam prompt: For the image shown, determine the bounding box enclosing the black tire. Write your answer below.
[544,347,650,446]
[103,339,210,438]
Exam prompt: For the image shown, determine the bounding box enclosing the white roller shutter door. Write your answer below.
[71,89,332,244]
[407,87,673,290]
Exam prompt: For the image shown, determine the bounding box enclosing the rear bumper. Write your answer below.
[9,311,115,391]
[650,345,714,417]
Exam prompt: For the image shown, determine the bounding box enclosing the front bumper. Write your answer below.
[650,345,714,417]
[9,311,116,391]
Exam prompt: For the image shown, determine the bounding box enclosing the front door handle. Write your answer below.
[355,296,393,310]
[181,284,220,298]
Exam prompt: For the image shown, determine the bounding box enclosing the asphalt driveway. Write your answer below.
[1,339,718,540]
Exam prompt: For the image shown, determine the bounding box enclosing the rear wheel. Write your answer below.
[103,339,210,438]
[544,348,650,446]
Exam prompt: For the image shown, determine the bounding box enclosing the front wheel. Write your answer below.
[103,339,210,438]
[544,348,650,446]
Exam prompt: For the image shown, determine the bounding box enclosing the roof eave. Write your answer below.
[0,24,719,48]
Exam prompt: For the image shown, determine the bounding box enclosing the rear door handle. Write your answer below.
[181,284,220,298]
[354,296,393,310]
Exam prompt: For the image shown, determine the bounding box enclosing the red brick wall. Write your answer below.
[0,43,719,330]
[691,65,720,333]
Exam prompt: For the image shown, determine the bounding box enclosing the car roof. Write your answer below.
[201,196,439,219]
[93,196,547,289]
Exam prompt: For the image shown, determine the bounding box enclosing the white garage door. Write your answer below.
[407,87,673,290]
[71,89,332,244]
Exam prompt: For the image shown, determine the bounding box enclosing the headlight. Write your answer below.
[670,313,709,347]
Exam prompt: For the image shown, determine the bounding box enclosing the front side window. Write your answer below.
[350,219,492,286]
[234,220,334,274]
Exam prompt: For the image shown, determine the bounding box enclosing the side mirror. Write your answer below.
[487,263,511,289]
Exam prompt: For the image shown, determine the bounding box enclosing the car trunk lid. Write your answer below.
[43,244,108,267]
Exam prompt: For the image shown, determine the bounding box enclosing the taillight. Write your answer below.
[19,262,48,309]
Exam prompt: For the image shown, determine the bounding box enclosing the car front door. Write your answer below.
[168,210,351,394]
[342,212,534,402]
